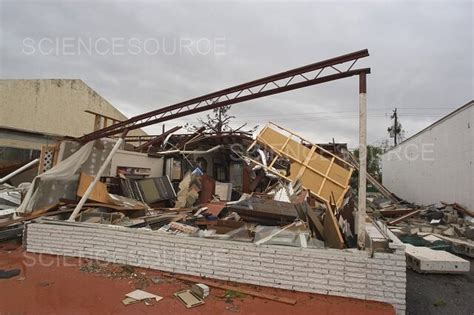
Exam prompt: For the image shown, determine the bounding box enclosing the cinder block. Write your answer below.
[345,266,366,273]
[366,290,384,297]
[345,272,366,279]
[262,262,294,271]
[367,274,385,281]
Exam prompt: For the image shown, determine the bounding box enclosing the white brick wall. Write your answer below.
[24,221,406,314]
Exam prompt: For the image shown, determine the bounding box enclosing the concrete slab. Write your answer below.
[433,234,474,258]
[405,244,470,274]
[422,234,442,243]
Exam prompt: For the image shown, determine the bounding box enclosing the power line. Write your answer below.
[231,108,454,119]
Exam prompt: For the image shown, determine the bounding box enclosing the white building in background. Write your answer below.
[381,100,473,210]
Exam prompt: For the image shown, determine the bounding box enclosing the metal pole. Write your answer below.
[67,137,124,221]
[394,108,398,146]
[0,159,39,184]
[357,73,367,249]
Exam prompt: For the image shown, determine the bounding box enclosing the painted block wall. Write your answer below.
[25,221,406,314]
[0,79,147,138]
[381,103,473,209]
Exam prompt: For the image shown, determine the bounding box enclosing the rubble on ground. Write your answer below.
[0,121,471,281]
[1,122,381,251]
[367,192,473,272]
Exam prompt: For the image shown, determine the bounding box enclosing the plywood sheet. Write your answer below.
[324,205,345,249]
[77,173,115,205]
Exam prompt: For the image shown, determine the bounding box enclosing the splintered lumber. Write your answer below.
[346,152,400,203]
[228,198,298,224]
[172,275,297,305]
[388,209,421,225]
[323,203,345,249]
[379,207,415,217]
[17,202,60,218]
[0,205,71,228]
[306,209,324,239]
[66,202,145,211]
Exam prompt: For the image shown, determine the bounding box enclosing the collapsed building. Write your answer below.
[0,49,421,314]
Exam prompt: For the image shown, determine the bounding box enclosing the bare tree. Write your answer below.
[186,105,257,134]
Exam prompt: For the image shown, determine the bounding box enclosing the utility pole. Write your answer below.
[392,108,398,146]
[388,108,400,147]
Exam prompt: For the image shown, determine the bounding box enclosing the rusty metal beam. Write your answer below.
[79,49,370,143]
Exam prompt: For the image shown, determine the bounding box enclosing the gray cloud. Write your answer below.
[1,0,472,147]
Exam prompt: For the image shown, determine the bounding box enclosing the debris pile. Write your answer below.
[1,116,471,278]
[368,193,473,273]
[0,122,382,250]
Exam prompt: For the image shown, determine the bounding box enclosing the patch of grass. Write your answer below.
[433,299,447,307]
[224,290,246,299]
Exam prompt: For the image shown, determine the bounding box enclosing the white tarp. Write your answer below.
[17,141,95,213]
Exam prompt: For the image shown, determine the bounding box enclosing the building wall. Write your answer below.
[25,221,406,314]
[381,103,473,209]
[0,79,147,140]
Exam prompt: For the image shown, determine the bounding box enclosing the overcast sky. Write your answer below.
[1,0,472,148]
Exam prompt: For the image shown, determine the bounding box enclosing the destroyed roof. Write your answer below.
[164,131,253,149]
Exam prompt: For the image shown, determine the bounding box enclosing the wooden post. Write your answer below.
[93,115,101,131]
[358,73,367,249]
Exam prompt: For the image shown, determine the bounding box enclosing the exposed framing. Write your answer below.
[246,122,353,208]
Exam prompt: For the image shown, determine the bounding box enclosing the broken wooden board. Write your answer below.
[172,275,297,305]
[17,203,60,218]
[405,244,470,273]
[65,202,145,212]
[389,209,421,225]
[76,173,145,210]
[125,289,163,302]
[174,290,205,308]
[77,173,116,204]
[0,207,72,229]
[306,209,324,239]
[323,203,345,249]
[228,198,298,224]
[379,208,416,217]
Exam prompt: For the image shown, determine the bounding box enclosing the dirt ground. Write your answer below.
[406,259,474,315]
[0,240,394,315]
